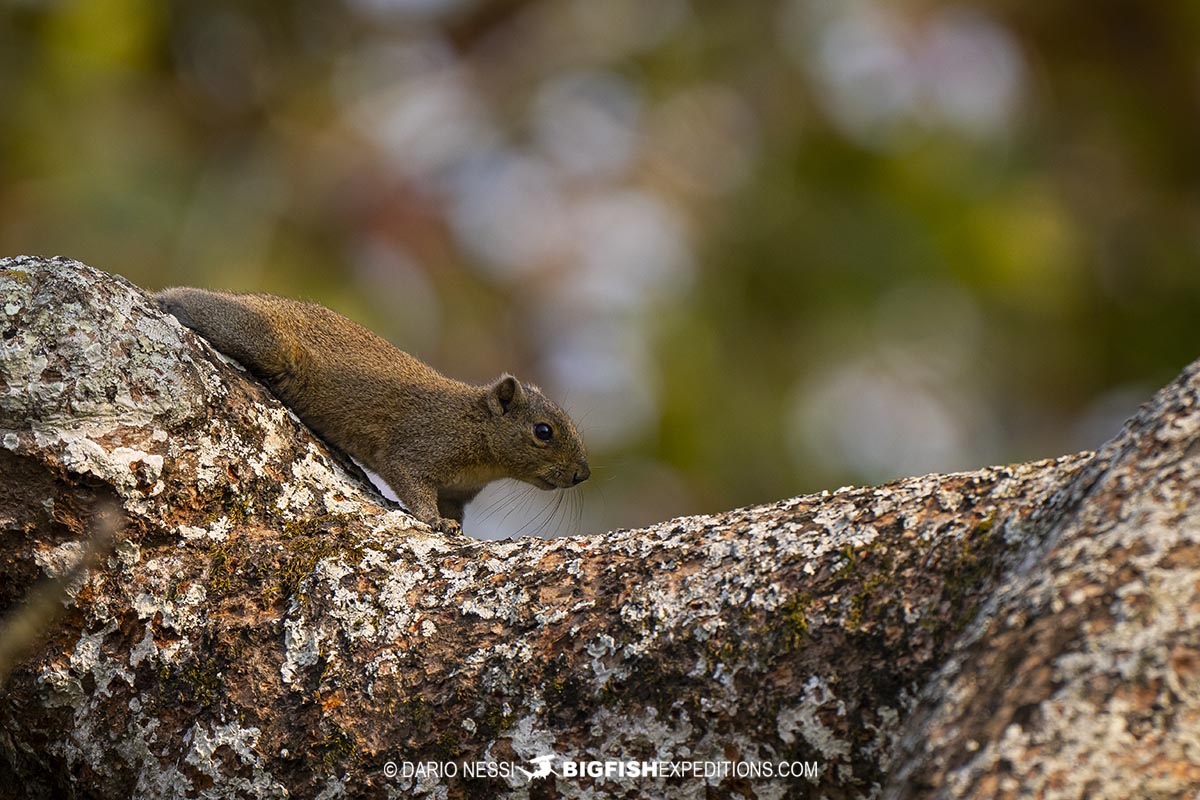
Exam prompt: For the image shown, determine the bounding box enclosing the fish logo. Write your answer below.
[518,754,557,779]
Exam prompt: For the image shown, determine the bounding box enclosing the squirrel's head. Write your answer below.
[483,374,590,490]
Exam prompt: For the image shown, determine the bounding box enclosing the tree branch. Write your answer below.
[0,256,1189,799]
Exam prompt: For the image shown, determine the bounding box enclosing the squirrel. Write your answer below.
[154,288,589,534]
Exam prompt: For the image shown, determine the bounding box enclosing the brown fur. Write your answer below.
[155,288,589,533]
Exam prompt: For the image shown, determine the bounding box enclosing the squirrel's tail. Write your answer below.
[155,288,299,385]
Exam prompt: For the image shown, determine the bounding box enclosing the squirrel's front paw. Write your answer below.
[435,517,464,536]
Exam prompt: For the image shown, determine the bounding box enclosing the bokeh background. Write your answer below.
[3,0,1199,538]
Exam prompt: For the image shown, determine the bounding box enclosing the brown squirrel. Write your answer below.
[154,288,589,534]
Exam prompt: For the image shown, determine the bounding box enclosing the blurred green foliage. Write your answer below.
[2,0,1199,536]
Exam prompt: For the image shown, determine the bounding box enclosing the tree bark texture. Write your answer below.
[0,256,1194,799]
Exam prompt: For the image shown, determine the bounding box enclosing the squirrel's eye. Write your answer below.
[534,423,553,442]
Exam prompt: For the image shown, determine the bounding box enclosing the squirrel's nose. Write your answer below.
[572,463,591,485]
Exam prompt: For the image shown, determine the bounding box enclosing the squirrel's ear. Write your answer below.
[487,374,525,415]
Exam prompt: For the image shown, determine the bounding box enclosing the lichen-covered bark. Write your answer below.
[0,256,1188,799]
[884,360,1200,798]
